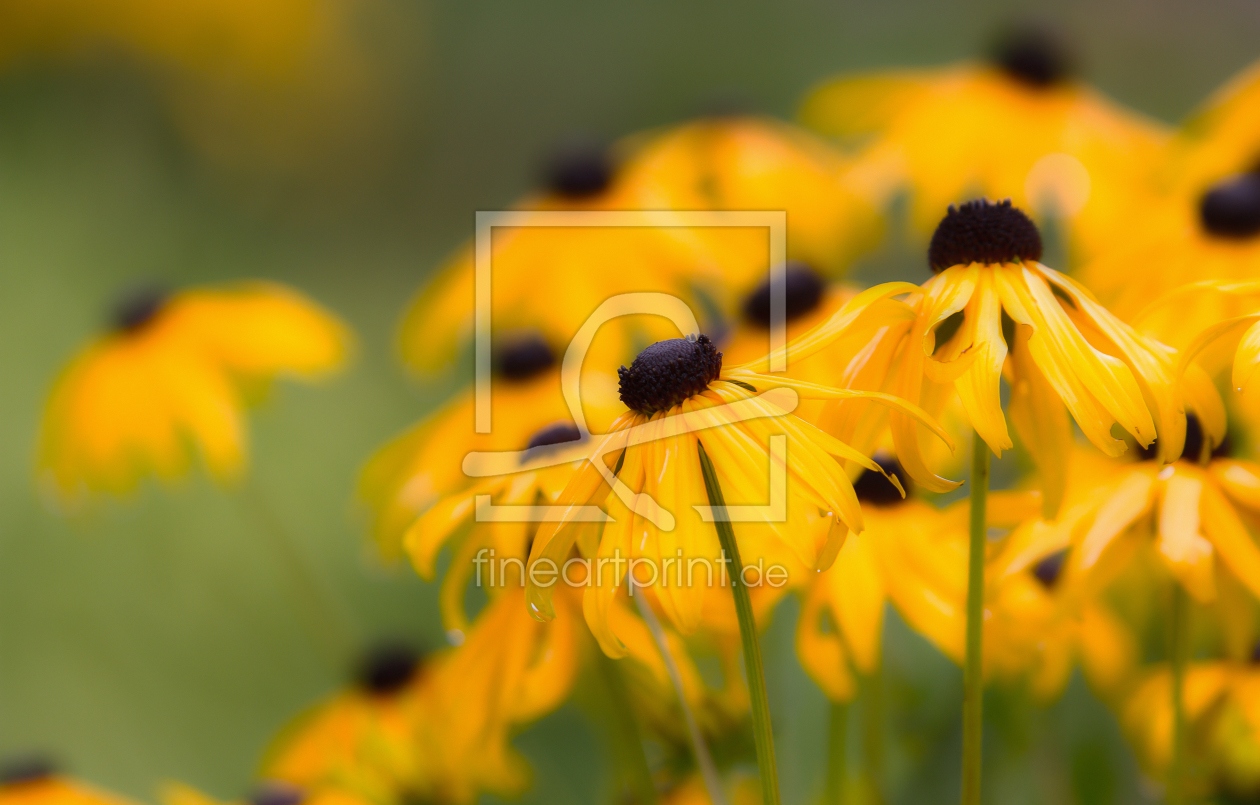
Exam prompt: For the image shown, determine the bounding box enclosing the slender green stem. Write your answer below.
[236,480,357,662]
[697,442,781,805]
[961,432,989,805]
[863,667,885,804]
[593,649,658,805]
[827,701,848,805]
[1168,583,1189,805]
[633,595,727,805]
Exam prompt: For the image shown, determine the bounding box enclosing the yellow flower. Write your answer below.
[399,117,878,376]
[523,333,950,654]
[359,332,623,560]
[38,281,349,506]
[995,419,1260,610]
[1162,57,1260,200]
[800,26,1168,262]
[0,761,138,805]
[162,781,370,805]
[263,644,433,804]
[796,456,965,701]
[780,199,1189,514]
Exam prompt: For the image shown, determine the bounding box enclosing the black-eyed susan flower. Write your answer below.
[522,333,949,804]
[359,331,624,560]
[0,759,137,805]
[263,643,432,804]
[780,199,1188,510]
[38,281,349,506]
[399,117,879,376]
[800,25,1168,262]
[163,780,371,805]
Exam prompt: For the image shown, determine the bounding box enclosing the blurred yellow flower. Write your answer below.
[780,200,1187,515]
[263,644,432,804]
[38,282,349,507]
[801,26,1168,263]
[399,116,877,377]
[0,761,137,805]
[162,781,370,805]
[524,333,949,652]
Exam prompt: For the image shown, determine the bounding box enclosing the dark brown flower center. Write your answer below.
[992,24,1071,88]
[853,454,912,506]
[1032,548,1068,590]
[741,262,826,328]
[250,781,305,805]
[356,642,421,696]
[522,421,584,464]
[543,139,614,198]
[112,284,166,332]
[618,335,722,415]
[1199,173,1260,239]
[494,333,556,381]
[0,756,55,787]
[928,199,1043,272]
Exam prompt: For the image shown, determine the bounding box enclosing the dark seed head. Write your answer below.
[0,756,56,786]
[495,333,556,381]
[1032,549,1069,590]
[543,139,614,199]
[928,199,1043,273]
[522,421,584,464]
[1213,432,1233,460]
[853,454,911,507]
[1199,173,1260,239]
[992,24,1072,88]
[618,335,722,416]
[112,284,166,332]
[741,262,826,328]
[1251,640,1260,665]
[356,642,421,696]
[250,781,304,805]
[1136,412,1211,463]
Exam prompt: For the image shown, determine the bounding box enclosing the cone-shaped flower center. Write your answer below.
[544,139,613,198]
[495,333,556,381]
[928,199,1043,272]
[356,642,420,696]
[1032,548,1068,590]
[1199,173,1260,239]
[112,285,166,332]
[618,335,722,415]
[0,756,55,787]
[853,454,912,506]
[741,261,826,327]
[992,25,1070,88]
[250,781,305,805]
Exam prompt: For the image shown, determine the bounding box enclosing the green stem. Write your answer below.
[698,442,781,805]
[863,667,885,804]
[1169,583,1189,805]
[827,701,848,805]
[961,432,989,805]
[593,649,658,805]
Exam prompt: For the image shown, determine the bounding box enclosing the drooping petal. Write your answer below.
[954,270,1012,455]
[1201,476,1260,600]
[1076,469,1156,570]
[1157,470,1216,603]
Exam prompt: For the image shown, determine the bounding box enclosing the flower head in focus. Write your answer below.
[38,281,350,507]
[779,199,1189,517]
[523,333,950,655]
[800,23,1168,262]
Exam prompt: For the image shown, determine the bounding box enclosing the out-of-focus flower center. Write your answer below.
[112,285,166,333]
[853,454,912,506]
[618,335,722,416]
[1199,172,1260,239]
[356,642,421,696]
[928,199,1043,272]
[992,25,1070,88]
[0,755,56,787]
[494,333,556,381]
[250,781,305,805]
[522,421,584,464]
[1032,548,1069,590]
[543,139,614,198]
[741,261,826,327]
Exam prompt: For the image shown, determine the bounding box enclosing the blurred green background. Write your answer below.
[2,1,1259,803]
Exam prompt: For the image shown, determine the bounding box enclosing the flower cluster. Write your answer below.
[21,23,1260,805]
